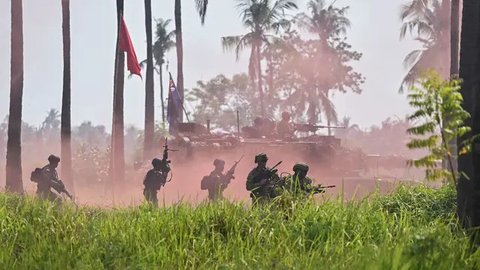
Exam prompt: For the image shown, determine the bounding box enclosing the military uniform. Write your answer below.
[201,159,233,201]
[276,112,295,138]
[37,155,63,202]
[143,158,170,206]
[283,163,324,196]
[246,153,282,204]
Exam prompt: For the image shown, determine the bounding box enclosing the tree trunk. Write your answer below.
[451,0,461,76]
[256,44,265,117]
[457,0,480,229]
[111,0,125,188]
[6,0,24,194]
[160,64,165,124]
[144,0,155,160]
[175,0,184,122]
[61,0,73,193]
[447,0,461,176]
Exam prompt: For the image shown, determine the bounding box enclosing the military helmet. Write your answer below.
[255,153,268,163]
[213,159,225,167]
[293,163,309,172]
[152,158,162,167]
[48,154,60,163]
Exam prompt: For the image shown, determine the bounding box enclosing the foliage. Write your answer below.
[187,73,260,128]
[406,72,470,183]
[219,0,364,124]
[222,0,297,79]
[73,144,111,185]
[267,28,364,124]
[0,186,478,269]
[399,0,450,92]
[222,0,298,115]
[152,18,175,69]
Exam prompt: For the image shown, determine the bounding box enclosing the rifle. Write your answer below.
[262,161,284,187]
[162,137,178,164]
[310,185,336,194]
[294,124,345,133]
[161,138,178,184]
[225,155,244,180]
[52,179,75,202]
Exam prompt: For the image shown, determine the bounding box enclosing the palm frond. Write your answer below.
[222,34,253,61]
[403,49,423,68]
[195,0,209,25]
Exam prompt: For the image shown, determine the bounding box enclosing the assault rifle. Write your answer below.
[294,124,345,133]
[162,137,178,164]
[263,161,284,187]
[310,185,336,194]
[225,155,244,180]
[52,179,75,202]
[161,138,178,184]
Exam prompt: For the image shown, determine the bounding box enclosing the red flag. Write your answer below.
[119,16,141,77]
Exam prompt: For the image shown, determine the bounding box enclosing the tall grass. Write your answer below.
[0,186,479,269]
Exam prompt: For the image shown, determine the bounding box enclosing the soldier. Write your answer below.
[284,163,331,196]
[201,159,234,201]
[36,155,64,202]
[276,111,295,138]
[246,153,282,204]
[143,158,170,206]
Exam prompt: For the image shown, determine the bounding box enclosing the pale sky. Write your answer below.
[0,0,418,129]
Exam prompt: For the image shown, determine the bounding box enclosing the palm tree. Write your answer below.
[6,0,24,194]
[296,0,351,41]
[153,19,175,124]
[111,0,125,184]
[61,0,73,192]
[144,0,155,160]
[222,0,297,117]
[457,0,480,229]
[399,0,450,92]
[142,19,175,125]
[174,0,209,123]
[295,0,350,132]
[42,109,61,130]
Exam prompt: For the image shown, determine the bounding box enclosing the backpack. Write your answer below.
[201,176,211,190]
[30,168,44,183]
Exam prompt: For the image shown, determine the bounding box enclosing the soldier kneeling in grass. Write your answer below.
[283,163,334,197]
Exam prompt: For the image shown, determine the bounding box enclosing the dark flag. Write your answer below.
[167,73,182,135]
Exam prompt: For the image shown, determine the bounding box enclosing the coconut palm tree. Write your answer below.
[457,0,480,229]
[6,0,24,194]
[111,0,125,184]
[296,0,350,41]
[61,0,73,192]
[222,0,297,117]
[295,0,350,132]
[144,19,175,125]
[144,0,155,160]
[399,0,450,92]
[174,0,209,123]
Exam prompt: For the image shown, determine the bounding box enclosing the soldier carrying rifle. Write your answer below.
[246,153,283,204]
[143,138,173,206]
[283,163,335,196]
[30,154,74,203]
[201,155,243,201]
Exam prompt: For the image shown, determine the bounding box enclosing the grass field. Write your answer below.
[0,186,479,269]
